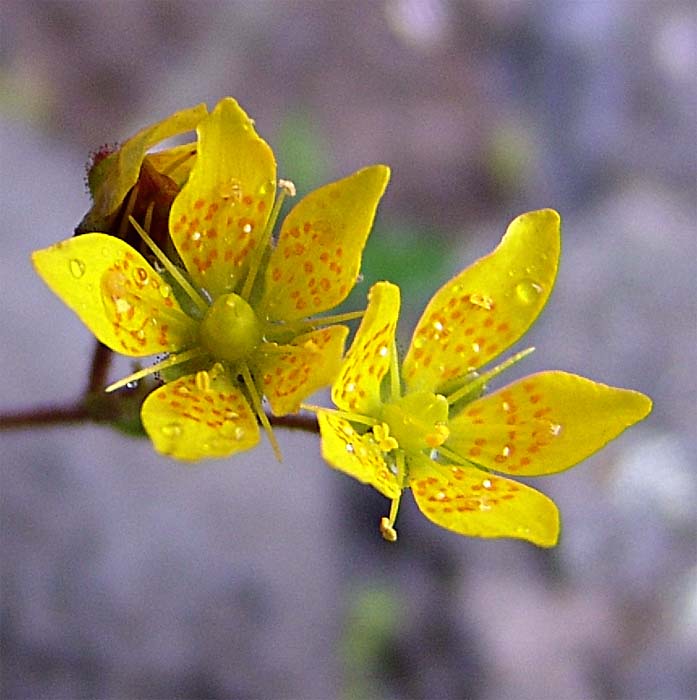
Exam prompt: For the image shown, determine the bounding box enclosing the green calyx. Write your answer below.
[199,293,262,364]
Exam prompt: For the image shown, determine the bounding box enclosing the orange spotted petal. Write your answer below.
[317,411,401,499]
[88,103,207,220]
[331,281,400,416]
[32,233,197,357]
[141,369,260,460]
[261,165,390,321]
[257,325,349,416]
[170,97,277,299]
[403,209,561,393]
[409,459,559,547]
[447,371,653,476]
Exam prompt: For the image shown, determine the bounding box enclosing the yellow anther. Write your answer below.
[195,370,211,392]
[373,422,399,452]
[278,178,296,197]
[379,517,398,542]
[425,423,450,448]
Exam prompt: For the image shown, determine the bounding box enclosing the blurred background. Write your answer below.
[1,1,695,698]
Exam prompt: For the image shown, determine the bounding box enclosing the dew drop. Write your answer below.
[159,284,171,299]
[219,179,242,201]
[502,401,511,412]
[345,443,355,454]
[515,279,543,305]
[482,479,492,489]
[135,329,146,340]
[501,445,511,457]
[469,293,494,310]
[126,380,139,389]
[549,422,563,437]
[435,491,446,501]
[161,422,182,437]
[114,298,131,314]
[378,346,389,357]
[69,259,85,278]
[242,223,253,234]
[471,342,480,353]
[191,231,202,241]
[432,320,444,332]
[345,382,356,393]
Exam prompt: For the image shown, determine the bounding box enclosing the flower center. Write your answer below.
[199,293,262,364]
[380,391,450,454]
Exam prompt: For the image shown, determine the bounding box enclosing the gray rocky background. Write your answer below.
[1,1,695,699]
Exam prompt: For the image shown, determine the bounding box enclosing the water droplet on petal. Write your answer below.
[482,479,492,489]
[161,422,182,437]
[126,380,139,389]
[159,284,171,299]
[549,422,563,436]
[114,298,132,314]
[378,346,389,357]
[234,427,245,441]
[469,293,494,310]
[219,179,242,201]
[515,279,543,305]
[345,443,355,454]
[242,223,253,234]
[69,259,85,278]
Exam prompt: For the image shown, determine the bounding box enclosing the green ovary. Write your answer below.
[380,391,450,454]
[199,293,262,364]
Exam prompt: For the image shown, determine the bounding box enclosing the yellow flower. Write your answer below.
[33,97,390,461]
[314,210,652,546]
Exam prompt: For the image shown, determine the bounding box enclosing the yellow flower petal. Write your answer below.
[331,281,400,415]
[88,103,207,220]
[141,369,260,460]
[317,411,401,499]
[261,165,390,321]
[403,209,561,393]
[170,97,277,298]
[32,233,197,356]
[447,371,652,476]
[409,460,559,547]
[257,325,349,416]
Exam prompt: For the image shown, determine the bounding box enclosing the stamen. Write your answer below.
[433,443,472,466]
[105,347,207,393]
[379,495,401,543]
[300,403,378,428]
[241,363,282,462]
[294,309,365,333]
[128,216,209,315]
[446,347,535,405]
[118,183,140,238]
[240,179,296,300]
[389,338,401,401]
[373,423,399,452]
[160,148,196,177]
[143,201,154,232]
